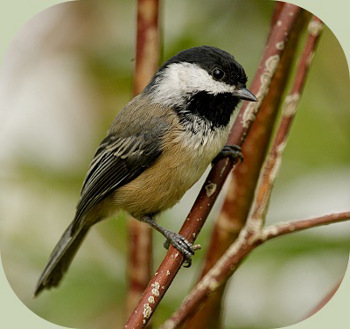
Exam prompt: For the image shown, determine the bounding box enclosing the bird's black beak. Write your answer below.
[232,87,258,102]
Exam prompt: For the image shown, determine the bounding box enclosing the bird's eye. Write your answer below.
[212,68,225,80]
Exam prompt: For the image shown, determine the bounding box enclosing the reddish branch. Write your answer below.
[185,5,310,328]
[133,0,161,96]
[161,210,350,329]
[124,4,302,328]
[160,16,326,329]
[261,212,350,240]
[248,16,324,230]
[127,0,160,316]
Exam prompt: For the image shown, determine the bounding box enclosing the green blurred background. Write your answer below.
[0,1,349,328]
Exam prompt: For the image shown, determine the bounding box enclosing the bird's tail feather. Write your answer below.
[34,223,89,297]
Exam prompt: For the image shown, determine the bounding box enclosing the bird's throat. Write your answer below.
[180,91,239,128]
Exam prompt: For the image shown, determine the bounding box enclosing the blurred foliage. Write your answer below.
[0,1,349,329]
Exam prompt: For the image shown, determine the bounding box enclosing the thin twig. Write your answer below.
[261,212,350,241]
[124,4,301,328]
[127,0,160,317]
[248,16,324,231]
[184,6,310,328]
[160,16,325,329]
[161,210,350,329]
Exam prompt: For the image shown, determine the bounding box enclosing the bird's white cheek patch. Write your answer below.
[176,63,236,95]
[151,63,236,107]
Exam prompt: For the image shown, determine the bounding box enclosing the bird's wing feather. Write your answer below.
[72,131,163,232]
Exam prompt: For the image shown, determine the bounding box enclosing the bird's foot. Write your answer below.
[140,214,199,267]
[163,231,199,267]
[212,144,243,165]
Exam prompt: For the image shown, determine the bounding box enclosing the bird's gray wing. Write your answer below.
[71,130,163,232]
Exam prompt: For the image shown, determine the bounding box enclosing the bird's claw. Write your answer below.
[212,144,243,165]
[164,232,195,267]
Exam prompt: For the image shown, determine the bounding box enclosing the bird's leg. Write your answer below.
[140,215,195,267]
[212,144,243,165]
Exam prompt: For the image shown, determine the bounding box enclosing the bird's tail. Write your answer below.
[34,223,89,297]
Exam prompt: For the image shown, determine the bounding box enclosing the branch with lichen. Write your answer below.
[161,211,350,329]
[127,0,160,318]
[184,4,310,327]
[160,16,328,329]
[247,16,324,231]
[123,4,302,328]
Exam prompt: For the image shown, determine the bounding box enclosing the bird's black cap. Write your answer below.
[159,45,248,87]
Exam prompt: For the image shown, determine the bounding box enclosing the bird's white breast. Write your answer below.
[169,115,230,187]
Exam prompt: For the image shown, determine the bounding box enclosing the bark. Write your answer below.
[124,4,302,328]
[185,6,310,328]
[127,0,160,319]
[161,16,326,329]
[162,210,350,329]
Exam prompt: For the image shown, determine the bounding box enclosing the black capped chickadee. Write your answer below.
[34,46,257,296]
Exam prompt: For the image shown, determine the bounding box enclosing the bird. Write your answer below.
[34,45,257,296]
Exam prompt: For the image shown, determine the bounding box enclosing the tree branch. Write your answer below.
[184,5,310,328]
[261,212,350,241]
[124,4,302,328]
[160,15,326,329]
[247,16,323,231]
[162,210,350,329]
[127,0,160,318]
